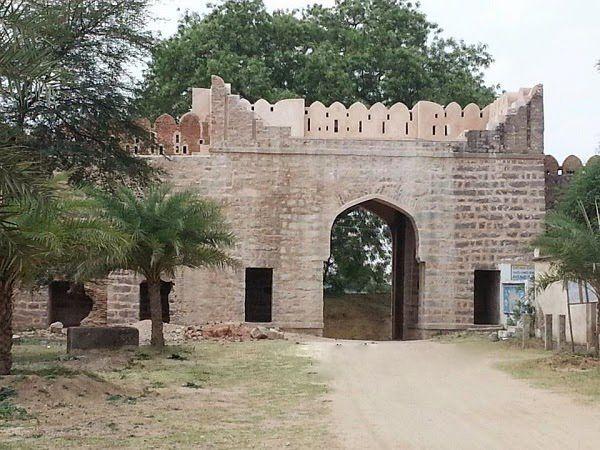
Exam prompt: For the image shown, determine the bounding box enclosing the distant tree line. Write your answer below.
[139,0,498,118]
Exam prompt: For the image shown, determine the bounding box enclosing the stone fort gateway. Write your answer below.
[14,76,594,339]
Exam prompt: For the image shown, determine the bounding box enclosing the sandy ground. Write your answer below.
[309,339,600,450]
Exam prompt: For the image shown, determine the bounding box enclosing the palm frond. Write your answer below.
[87,183,236,281]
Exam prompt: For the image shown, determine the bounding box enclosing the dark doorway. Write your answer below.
[139,281,172,323]
[48,281,93,327]
[323,199,419,341]
[245,268,273,322]
[473,270,500,324]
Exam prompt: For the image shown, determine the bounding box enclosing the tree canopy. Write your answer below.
[140,0,498,118]
[0,0,155,186]
[325,208,392,295]
[558,158,600,222]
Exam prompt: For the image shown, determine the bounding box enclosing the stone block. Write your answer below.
[67,326,139,352]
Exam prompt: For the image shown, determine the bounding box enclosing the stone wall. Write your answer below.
[202,86,539,142]
[544,154,600,210]
[13,287,48,330]
[12,76,549,337]
[126,110,545,334]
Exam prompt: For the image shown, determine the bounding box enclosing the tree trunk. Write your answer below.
[0,281,14,375]
[147,280,164,347]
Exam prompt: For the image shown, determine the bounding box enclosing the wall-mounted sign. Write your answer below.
[503,283,526,314]
[511,265,535,282]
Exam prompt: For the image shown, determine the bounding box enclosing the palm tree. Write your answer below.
[534,203,600,355]
[534,205,600,298]
[0,149,130,374]
[89,184,235,347]
[0,149,48,374]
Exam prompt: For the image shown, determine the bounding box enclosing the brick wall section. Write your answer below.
[465,85,544,154]
[154,114,179,155]
[80,282,108,327]
[13,288,48,330]
[148,139,544,333]
[106,271,141,325]
[450,155,545,325]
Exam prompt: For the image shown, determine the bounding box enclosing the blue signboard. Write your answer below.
[503,283,526,314]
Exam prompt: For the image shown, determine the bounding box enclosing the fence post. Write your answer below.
[586,303,598,353]
[522,315,532,349]
[544,314,553,351]
[596,302,600,358]
[557,314,566,351]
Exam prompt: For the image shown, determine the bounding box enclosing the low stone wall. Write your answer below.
[67,326,139,352]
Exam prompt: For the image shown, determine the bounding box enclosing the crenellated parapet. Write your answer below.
[216,86,542,144]
[544,154,600,209]
[195,76,543,154]
[126,76,544,156]
[125,112,209,156]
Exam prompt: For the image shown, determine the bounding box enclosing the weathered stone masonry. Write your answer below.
[14,76,555,337]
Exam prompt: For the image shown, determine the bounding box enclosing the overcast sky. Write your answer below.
[147,0,600,162]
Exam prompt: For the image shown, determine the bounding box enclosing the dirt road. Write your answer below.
[309,339,600,450]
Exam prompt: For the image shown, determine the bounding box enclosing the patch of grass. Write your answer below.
[14,364,79,379]
[167,352,188,361]
[324,293,392,340]
[4,339,331,448]
[0,387,31,422]
[11,342,63,365]
[446,334,600,403]
[0,387,17,402]
[13,336,63,346]
[134,351,151,360]
[499,352,600,402]
[0,400,30,421]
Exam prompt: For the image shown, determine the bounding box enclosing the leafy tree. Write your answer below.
[0,0,155,187]
[89,185,235,347]
[0,1,138,375]
[140,0,498,118]
[325,208,391,295]
[558,158,600,221]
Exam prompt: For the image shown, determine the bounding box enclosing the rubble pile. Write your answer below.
[185,323,285,342]
[132,320,285,344]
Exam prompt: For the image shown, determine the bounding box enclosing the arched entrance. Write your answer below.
[324,198,420,340]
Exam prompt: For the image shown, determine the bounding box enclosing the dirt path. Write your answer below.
[309,339,600,450]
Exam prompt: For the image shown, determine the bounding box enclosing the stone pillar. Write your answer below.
[106,271,141,326]
[544,314,553,351]
[586,303,598,353]
[210,75,230,144]
[557,314,566,351]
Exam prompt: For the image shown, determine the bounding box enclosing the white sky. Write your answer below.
[147,0,600,162]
